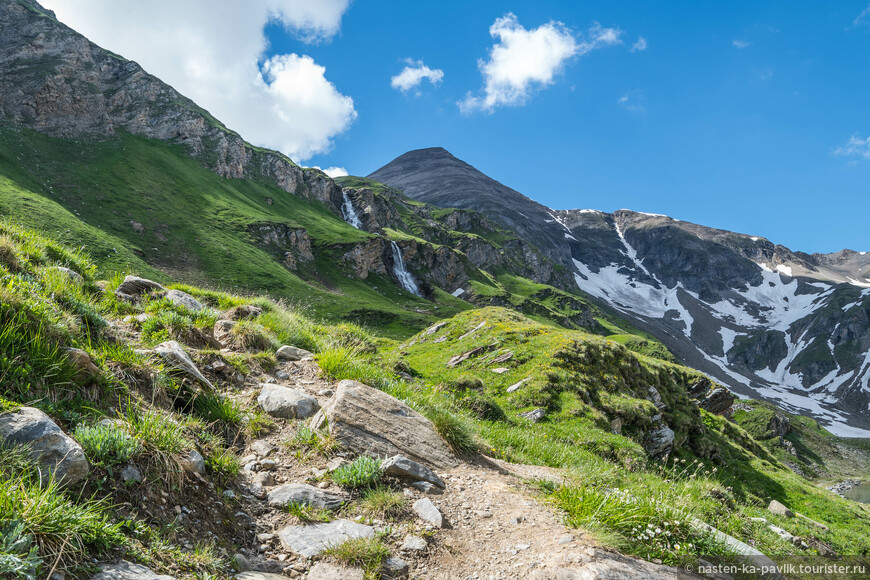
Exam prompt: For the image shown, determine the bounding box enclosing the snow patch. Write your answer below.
[547,212,572,234]
[451,288,465,297]
[564,233,578,241]
[756,262,774,273]
[720,328,739,355]
[776,264,793,277]
[750,236,760,242]
[578,209,604,214]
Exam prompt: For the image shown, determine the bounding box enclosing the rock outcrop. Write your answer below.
[315,380,458,469]
[0,406,89,485]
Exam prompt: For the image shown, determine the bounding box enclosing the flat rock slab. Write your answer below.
[278,519,374,558]
[257,384,320,419]
[276,345,313,361]
[234,573,286,580]
[151,340,214,391]
[381,454,445,488]
[267,483,348,510]
[322,380,457,469]
[90,561,175,579]
[529,548,703,580]
[412,497,443,527]
[165,289,205,312]
[115,275,165,296]
[307,563,364,580]
[0,406,88,485]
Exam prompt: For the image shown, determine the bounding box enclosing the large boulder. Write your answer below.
[0,407,89,485]
[165,289,205,312]
[278,519,375,558]
[698,386,735,415]
[276,345,312,361]
[267,483,348,510]
[90,561,175,580]
[645,418,675,459]
[381,455,445,488]
[257,384,320,419]
[151,341,214,391]
[319,380,458,469]
[115,275,165,296]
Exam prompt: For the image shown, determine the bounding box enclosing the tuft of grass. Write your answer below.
[330,456,382,489]
[287,426,341,461]
[358,486,406,520]
[191,391,245,426]
[229,319,275,352]
[205,448,241,484]
[322,536,390,579]
[245,409,275,438]
[73,423,142,467]
[316,346,394,386]
[424,406,477,454]
[286,502,333,524]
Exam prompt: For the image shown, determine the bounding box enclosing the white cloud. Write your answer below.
[390,59,444,94]
[854,3,870,27]
[834,135,870,161]
[618,92,645,113]
[732,39,751,49]
[630,37,647,52]
[40,0,355,161]
[459,13,621,113]
[322,166,349,178]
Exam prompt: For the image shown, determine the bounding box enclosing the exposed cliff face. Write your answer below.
[247,223,314,271]
[0,0,345,208]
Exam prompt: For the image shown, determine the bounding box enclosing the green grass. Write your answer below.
[321,536,390,579]
[285,502,333,523]
[330,456,383,489]
[0,520,41,580]
[357,486,407,520]
[73,423,142,467]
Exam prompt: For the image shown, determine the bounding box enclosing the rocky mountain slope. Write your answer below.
[369,149,870,436]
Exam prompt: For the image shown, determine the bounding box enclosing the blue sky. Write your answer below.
[44,1,870,253]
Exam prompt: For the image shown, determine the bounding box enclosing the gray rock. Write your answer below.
[234,574,284,580]
[89,561,175,579]
[234,511,256,527]
[0,407,88,485]
[645,419,675,459]
[410,481,443,495]
[165,288,205,312]
[768,500,794,518]
[115,275,165,296]
[381,556,409,578]
[276,345,312,361]
[412,497,443,527]
[321,380,458,469]
[250,440,276,457]
[401,535,427,551]
[120,464,142,484]
[213,319,237,346]
[64,347,101,376]
[257,384,320,419]
[220,304,264,321]
[231,553,252,572]
[506,378,529,393]
[259,459,277,471]
[151,341,215,391]
[278,519,375,557]
[179,450,205,474]
[267,483,348,510]
[306,563,363,580]
[518,408,546,422]
[381,454,445,488]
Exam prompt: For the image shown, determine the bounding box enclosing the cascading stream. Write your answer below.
[341,190,363,229]
[389,241,421,296]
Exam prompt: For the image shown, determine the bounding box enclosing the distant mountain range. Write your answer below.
[370,148,870,436]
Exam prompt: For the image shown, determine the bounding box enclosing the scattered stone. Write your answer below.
[275,370,290,380]
[518,408,546,423]
[319,380,458,469]
[0,406,88,485]
[250,440,276,457]
[48,265,84,283]
[232,553,252,572]
[557,536,574,545]
[326,457,346,472]
[234,511,256,528]
[223,490,236,500]
[795,513,828,530]
[151,340,215,391]
[179,450,206,474]
[411,481,443,495]
[120,464,142,484]
[491,367,509,374]
[477,510,492,518]
[645,419,675,459]
[412,498,443,527]
[257,533,275,543]
[306,563,363,580]
[381,455,445,488]
[260,459,277,471]
[90,561,175,580]
[506,378,529,393]
[402,535,427,551]
[165,288,205,312]
[278,519,375,558]
[318,388,334,397]
[698,386,736,415]
[768,500,794,518]
[115,275,165,296]
[267,483,348,510]
[220,304,264,321]
[381,556,409,578]
[768,524,797,544]
[276,345,313,361]
[64,347,101,376]
[213,319,237,346]
[257,384,320,419]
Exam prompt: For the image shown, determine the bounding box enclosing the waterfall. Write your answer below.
[341,190,363,229]
[389,241,420,296]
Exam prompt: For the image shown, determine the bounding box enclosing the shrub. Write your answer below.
[424,406,477,454]
[316,346,393,386]
[447,374,483,392]
[330,456,382,489]
[230,319,274,352]
[0,520,41,580]
[191,392,245,426]
[456,392,507,422]
[73,423,142,467]
[205,448,241,483]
